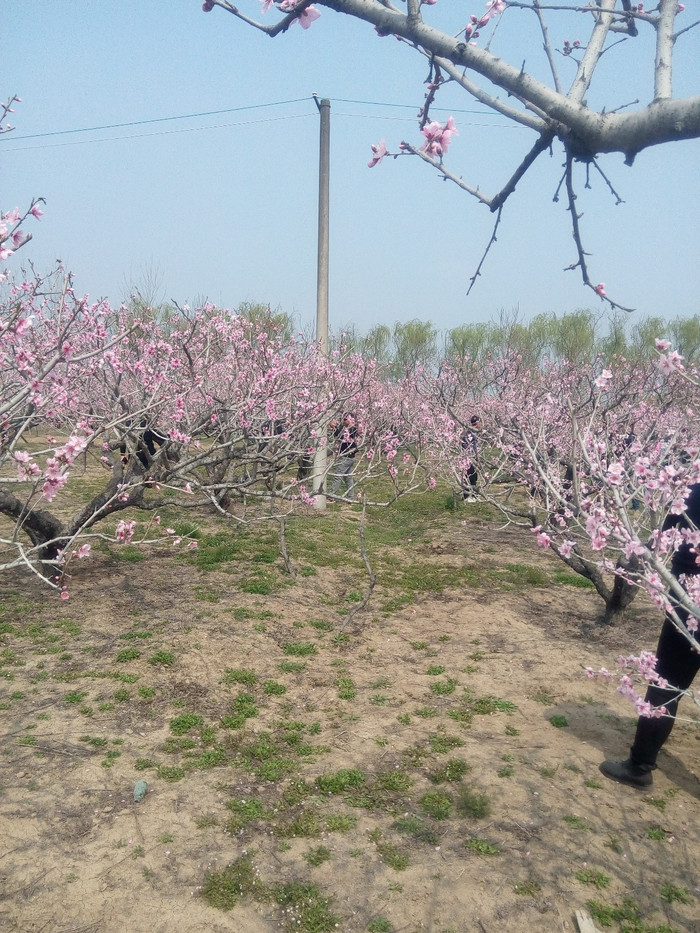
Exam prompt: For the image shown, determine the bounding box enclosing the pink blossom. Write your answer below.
[594,283,606,298]
[655,337,671,351]
[486,0,506,13]
[259,0,275,10]
[368,140,388,168]
[658,350,684,375]
[298,4,321,27]
[420,116,458,158]
[60,587,70,600]
[202,0,214,10]
[116,519,136,543]
[29,203,44,219]
[559,539,576,558]
[74,542,92,559]
[594,368,612,389]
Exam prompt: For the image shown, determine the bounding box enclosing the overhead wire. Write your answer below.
[0,95,521,152]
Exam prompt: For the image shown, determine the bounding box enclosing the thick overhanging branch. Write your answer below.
[319,0,700,159]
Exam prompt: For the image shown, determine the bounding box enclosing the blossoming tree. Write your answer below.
[201,0,698,309]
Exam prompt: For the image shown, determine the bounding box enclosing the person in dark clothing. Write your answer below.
[120,422,167,470]
[461,414,482,502]
[329,413,358,499]
[600,482,700,787]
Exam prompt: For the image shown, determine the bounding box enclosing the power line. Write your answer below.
[3,98,313,142]
[1,110,520,154]
[1,95,507,146]
[1,113,316,153]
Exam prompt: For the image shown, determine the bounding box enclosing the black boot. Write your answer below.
[599,758,653,788]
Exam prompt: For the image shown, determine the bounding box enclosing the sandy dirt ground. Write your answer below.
[1,517,698,933]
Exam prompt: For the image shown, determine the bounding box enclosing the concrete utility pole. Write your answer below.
[312,96,330,509]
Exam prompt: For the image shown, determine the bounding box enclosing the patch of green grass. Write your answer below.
[170,713,204,735]
[514,880,541,896]
[148,651,175,666]
[275,880,339,931]
[115,647,141,663]
[496,765,514,778]
[549,714,569,728]
[190,746,227,769]
[156,764,186,782]
[101,749,122,768]
[454,786,491,819]
[368,917,394,933]
[576,868,611,889]
[304,845,331,867]
[279,660,306,673]
[316,769,366,795]
[428,733,465,754]
[503,563,549,587]
[563,814,588,831]
[222,668,259,686]
[263,680,287,696]
[586,898,641,930]
[78,735,108,749]
[420,789,452,820]
[643,795,667,811]
[120,630,152,641]
[376,770,413,793]
[220,692,259,729]
[64,690,88,705]
[645,825,668,841]
[464,838,499,856]
[283,642,318,658]
[375,841,409,871]
[426,665,445,676]
[415,705,439,719]
[392,815,438,846]
[277,809,322,839]
[532,689,556,704]
[113,546,144,563]
[472,696,518,714]
[336,677,357,700]
[447,708,473,728]
[201,853,267,910]
[553,570,595,588]
[325,814,357,833]
[226,797,267,831]
[309,619,334,632]
[430,678,457,697]
[429,758,469,784]
[659,882,689,905]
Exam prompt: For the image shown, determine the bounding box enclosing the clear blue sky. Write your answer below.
[3,1,699,335]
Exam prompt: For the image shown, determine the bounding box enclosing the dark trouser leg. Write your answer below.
[629,612,700,770]
[463,465,478,499]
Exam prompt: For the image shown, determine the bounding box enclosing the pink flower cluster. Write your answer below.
[420,116,458,159]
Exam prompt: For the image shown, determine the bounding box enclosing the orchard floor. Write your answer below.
[1,509,699,933]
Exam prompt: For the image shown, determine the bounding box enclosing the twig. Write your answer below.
[467,206,503,296]
[278,514,295,576]
[339,503,376,630]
